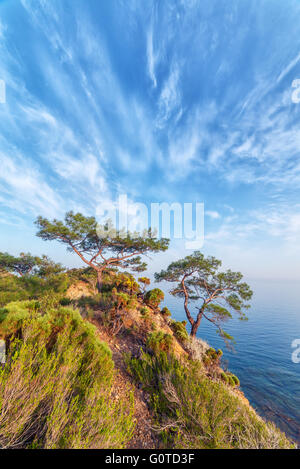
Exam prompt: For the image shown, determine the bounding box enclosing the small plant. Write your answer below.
[113,289,137,312]
[203,347,223,376]
[77,294,102,309]
[228,375,236,386]
[220,371,240,387]
[138,277,151,295]
[59,297,72,306]
[115,273,140,295]
[205,347,222,360]
[231,374,240,387]
[220,372,229,384]
[171,320,189,343]
[161,306,171,317]
[146,331,173,354]
[227,373,240,387]
[140,306,150,318]
[144,288,165,309]
[185,337,209,361]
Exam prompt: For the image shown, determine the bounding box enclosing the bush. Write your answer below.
[185,337,209,361]
[226,373,240,387]
[146,331,173,354]
[220,372,229,384]
[161,307,171,317]
[140,307,153,328]
[113,272,140,295]
[231,374,240,387]
[0,272,70,309]
[77,294,103,309]
[125,352,294,449]
[170,320,189,343]
[67,267,97,286]
[0,301,135,449]
[113,289,138,312]
[138,277,151,294]
[140,306,150,318]
[0,275,29,307]
[203,347,223,372]
[227,375,236,387]
[144,289,164,308]
[59,297,72,306]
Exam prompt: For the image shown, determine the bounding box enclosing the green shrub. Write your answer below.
[67,267,97,286]
[0,272,70,309]
[59,297,72,306]
[146,331,173,354]
[220,372,229,384]
[113,272,140,295]
[0,301,135,449]
[144,288,164,308]
[203,347,223,371]
[138,277,151,294]
[77,294,102,309]
[140,306,150,318]
[125,352,294,449]
[231,374,240,387]
[0,275,29,307]
[226,373,240,387]
[113,289,137,312]
[161,307,171,317]
[171,320,189,343]
[227,375,236,387]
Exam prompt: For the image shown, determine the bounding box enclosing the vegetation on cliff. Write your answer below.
[0,214,295,449]
[0,301,134,449]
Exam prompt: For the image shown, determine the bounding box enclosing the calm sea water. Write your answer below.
[161,279,300,445]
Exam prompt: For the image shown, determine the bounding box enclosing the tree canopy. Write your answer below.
[35,211,169,289]
[0,252,40,277]
[0,252,65,279]
[155,251,253,340]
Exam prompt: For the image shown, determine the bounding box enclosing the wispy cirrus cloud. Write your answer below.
[0,148,63,218]
[147,26,157,88]
[156,62,182,128]
[206,204,300,245]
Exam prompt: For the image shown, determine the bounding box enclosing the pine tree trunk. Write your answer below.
[190,322,198,337]
[190,309,203,337]
[96,270,103,292]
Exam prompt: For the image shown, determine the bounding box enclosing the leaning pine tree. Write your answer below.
[0,252,43,277]
[155,251,253,341]
[35,212,169,291]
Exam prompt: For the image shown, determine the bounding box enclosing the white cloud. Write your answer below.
[156,62,181,127]
[0,20,6,40]
[206,210,220,219]
[276,51,300,84]
[147,27,157,88]
[0,151,63,218]
[206,204,300,246]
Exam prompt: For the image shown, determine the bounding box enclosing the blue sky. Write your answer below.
[1,0,300,280]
